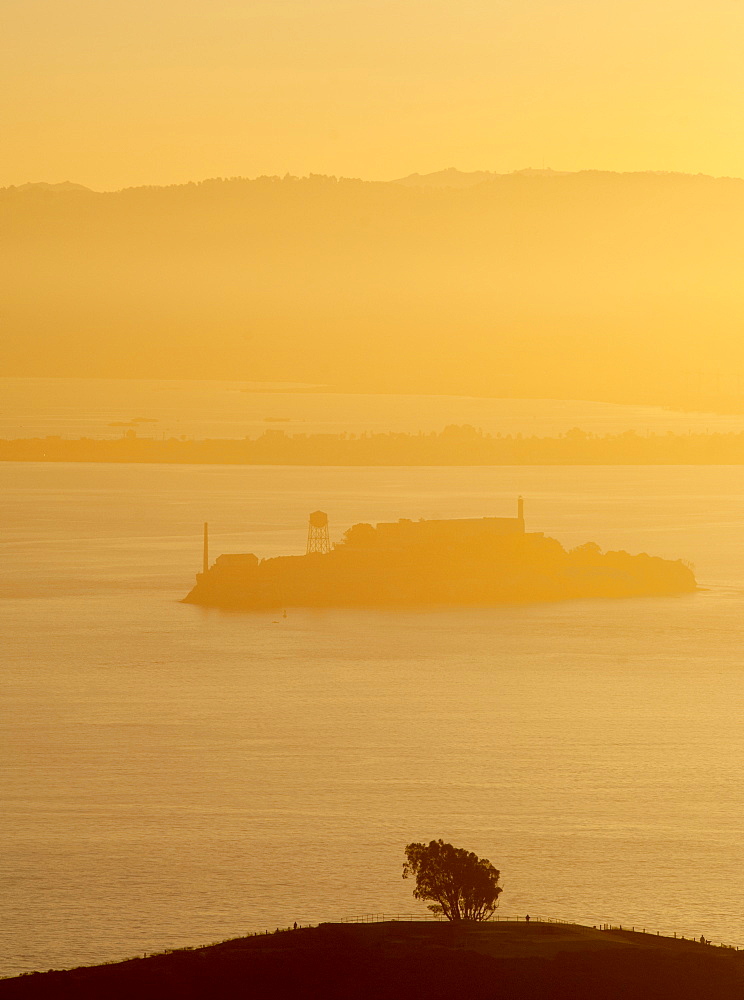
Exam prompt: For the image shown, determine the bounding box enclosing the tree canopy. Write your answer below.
[402,839,502,921]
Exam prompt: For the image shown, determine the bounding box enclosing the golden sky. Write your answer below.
[5,0,744,190]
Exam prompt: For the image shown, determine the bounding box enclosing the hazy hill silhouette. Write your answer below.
[2,170,744,411]
[12,182,92,193]
[393,167,570,188]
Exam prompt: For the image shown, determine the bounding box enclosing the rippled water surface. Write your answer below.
[2,463,743,976]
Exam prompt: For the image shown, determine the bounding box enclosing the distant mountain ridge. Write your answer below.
[10,181,92,193]
[393,167,571,188]
[2,168,743,412]
[2,167,723,196]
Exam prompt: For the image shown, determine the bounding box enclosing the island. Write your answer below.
[183,500,696,610]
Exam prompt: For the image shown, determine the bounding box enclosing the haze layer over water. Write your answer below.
[4,378,744,441]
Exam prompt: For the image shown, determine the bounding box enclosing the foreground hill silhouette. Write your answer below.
[3,170,744,411]
[2,921,743,1000]
[184,506,695,610]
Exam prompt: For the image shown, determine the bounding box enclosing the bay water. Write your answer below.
[2,462,743,976]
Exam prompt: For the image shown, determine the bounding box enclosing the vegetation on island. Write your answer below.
[403,840,502,921]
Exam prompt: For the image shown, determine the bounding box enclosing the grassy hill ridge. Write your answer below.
[2,920,743,1000]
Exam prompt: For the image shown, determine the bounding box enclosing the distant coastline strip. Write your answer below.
[2,425,743,465]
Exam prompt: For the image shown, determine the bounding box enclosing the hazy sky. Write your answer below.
[5,0,744,190]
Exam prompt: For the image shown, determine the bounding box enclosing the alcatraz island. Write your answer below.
[184,499,696,610]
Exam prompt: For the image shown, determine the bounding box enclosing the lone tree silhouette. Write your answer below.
[402,839,502,921]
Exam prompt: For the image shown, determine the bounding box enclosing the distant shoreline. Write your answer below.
[2,426,744,466]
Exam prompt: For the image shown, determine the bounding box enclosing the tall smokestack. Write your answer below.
[203,522,209,574]
[517,496,524,526]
